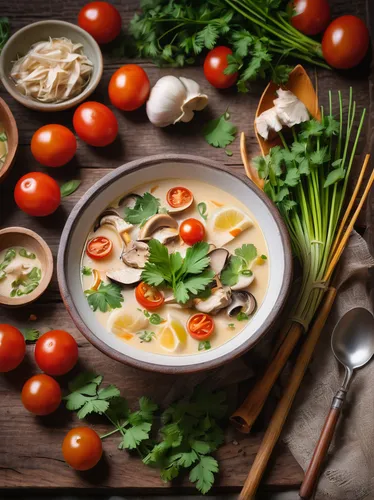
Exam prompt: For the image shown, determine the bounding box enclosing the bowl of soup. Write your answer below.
[58,155,292,373]
[0,97,18,183]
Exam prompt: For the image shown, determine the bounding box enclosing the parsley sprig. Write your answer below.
[123,192,161,227]
[0,248,16,280]
[85,281,124,312]
[221,244,256,287]
[203,111,237,149]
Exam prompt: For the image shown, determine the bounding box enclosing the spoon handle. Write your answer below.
[299,389,346,499]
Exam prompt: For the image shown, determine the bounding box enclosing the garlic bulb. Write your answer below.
[146,76,208,127]
[255,108,283,140]
[274,89,309,128]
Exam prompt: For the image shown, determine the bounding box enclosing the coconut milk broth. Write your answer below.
[81,178,269,355]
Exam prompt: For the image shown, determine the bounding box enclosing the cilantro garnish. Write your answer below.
[19,248,36,259]
[203,111,237,149]
[228,323,235,329]
[60,180,81,198]
[138,330,156,343]
[221,244,257,287]
[237,312,249,321]
[138,309,165,325]
[197,202,208,221]
[85,281,124,312]
[142,240,214,304]
[198,340,211,351]
[0,248,16,280]
[81,266,92,276]
[10,267,41,297]
[124,192,160,227]
[21,328,40,342]
[261,254,267,260]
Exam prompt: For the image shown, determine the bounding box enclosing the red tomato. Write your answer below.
[135,282,164,310]
[187,313,215,340]
[21,374,62,416]
[78,2,121,44]
[167,187,193,208]
[14,172,61,217]
[86,236,113,259]
[179,218,205,246]
[31,125,77,167]
[203,46,238,89]
[108,65,150,111]
[35,330,78,376]
[73,102,118,147]
[0,324,26,373]
[62,427,102,471]
[290,0,330,35]
[322,16,370,69]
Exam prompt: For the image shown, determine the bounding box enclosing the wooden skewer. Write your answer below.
[240,132,265,190]
[330,154,370,258]
[239,288,337,500]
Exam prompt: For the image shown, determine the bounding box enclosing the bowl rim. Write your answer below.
[0,226,53,307]
[0,96,18,183]
[57,154,293,373]
[0,19,103,112]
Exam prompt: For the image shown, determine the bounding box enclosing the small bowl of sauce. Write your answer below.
[0,227,53,307]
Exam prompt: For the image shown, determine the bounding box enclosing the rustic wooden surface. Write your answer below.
[0,0,373,494]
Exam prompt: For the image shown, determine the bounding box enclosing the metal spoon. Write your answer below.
[299,307,374,499]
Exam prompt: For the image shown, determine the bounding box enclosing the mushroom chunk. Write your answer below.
[106,267,142,286]
[227,291,257,317]
[231,273,255,291]
[138,214,179,241]
[208,248,230,276]
[194,286,232,315]
[121,241,149,269]
[151,227,179,245]
[117,193,141,209]
[94,208,132,234]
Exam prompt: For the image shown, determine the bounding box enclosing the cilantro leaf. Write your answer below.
[60,180,81,198]
[197,202,208,221]
[138,330,155,342]
[198,340,211,351]
[120,421,152,450]
[22,328,40,342]
[235,244,257,267]
[189,455,219,494]
[324,167,345,187]
[19,248,36,259]
[85,281,124,312]
[220,256,242,287]
[203,112,237,149]
[81,266,92,276]
[124,192,160,227]
[181,241,211,275]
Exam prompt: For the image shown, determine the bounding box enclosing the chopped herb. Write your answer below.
[261,254,267,260]
[149,313,165,325]
[221,243,257,287]
[138,330,156,343]
[124,192,160,227]
[0,131,7,142]
[225,149,233,157]
[19,248,36,259]
[85,281,124,312]
[158,206,168,214]
[82,266,92,276]
[235,243,257,267]
[203,111,237,149]
[241,269,253,276]
[10,267,41,297]
[197,202,208,221]
[228,323,235,329]
[60,180,81,198]
[0,17,10,53]
[0,248,16,280]
[198,340,211,351]
[237,312,249,321]
[22,328,40,342]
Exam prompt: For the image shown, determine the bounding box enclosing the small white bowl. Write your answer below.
[0,20,103,112]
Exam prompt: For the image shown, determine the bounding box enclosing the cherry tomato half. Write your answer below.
[0,324,26,373]
[78,1,121,44]
[14,172,61,217]
[86,236,113,259]
[322,15,370,69]
[290,0,330,36]
[73,102,118,147]
[35,330,79,376]
[135,282,164,310]
[203,46,238,89]
[187,313,215,341]
[167,186,193,209]
[31,124,77,167]
[109,65,150,111]
[22,374,62,416]
[62,427,103,471]
[179,218,205,246]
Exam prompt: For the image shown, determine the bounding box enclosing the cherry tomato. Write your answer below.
[0,324,26,373]
[167,186,193,209]
[14,172,61,217]
[109,65,150,111]
[21,374,61,416]
[62,427,102,471]
[73,102,118,147]
[86,236,113,259]
[78,2,121,44]
[135,282,164,310]
[203,46,238,89]
[35,330,78,376]
[290,0,330,35]
[322,15,370,69]
[179,218,205,246]
[187,313,215,341]
[31,125,77,168]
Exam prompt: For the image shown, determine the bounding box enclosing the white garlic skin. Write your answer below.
[146,75,208,127]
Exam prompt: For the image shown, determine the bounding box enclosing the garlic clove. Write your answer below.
[146,75,187,127]
[178,77,208,123]
[255,107,283,140]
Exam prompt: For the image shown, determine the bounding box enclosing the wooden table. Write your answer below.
[0,0,373,495]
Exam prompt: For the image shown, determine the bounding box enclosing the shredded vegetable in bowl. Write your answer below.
[10,37,93,103]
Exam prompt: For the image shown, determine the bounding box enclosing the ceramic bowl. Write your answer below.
[0,227,53,307]
[0,97,18,183]
[58,155,293,373]
[0,20,103,112]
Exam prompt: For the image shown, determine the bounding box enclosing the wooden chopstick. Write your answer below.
[240,132,265,190]
[239,287,337,499]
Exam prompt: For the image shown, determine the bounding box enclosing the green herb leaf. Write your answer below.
[198,340,211,351]
[0,131,7,142]
[220,255,242,287]
[19,248,36,259]
[120,421,152,450]
[235,243,257,267]
[189,455,219,494]
[237,312,249,321]
[197,202,208,221]
[22,328,40,342]
[81,266,92,276]
[60,180,81,198]
[228,323,235,329]
[138,330,155,342]
[85,281,124,312]
[0,248,16,279]
[203,112,237,149]
[0,17,10,53]
[149,313,165,325]
[261,254,267,260]
[124,192,160,227]
[324,167,345,187]
[11,267,41,296]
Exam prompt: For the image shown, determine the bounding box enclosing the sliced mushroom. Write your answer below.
[227,291,257,317]
[94,208,132,234]
[117,193,141,209]
[106,267,142,286]
[231,273,255,291]
[208,248,230,276]
[194,286,232,315]
[138,214,179,241]
[167,199,194,214]
[121,241,149,269]
[152,227,179,245]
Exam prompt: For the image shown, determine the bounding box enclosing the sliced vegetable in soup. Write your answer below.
[81,179,269,355]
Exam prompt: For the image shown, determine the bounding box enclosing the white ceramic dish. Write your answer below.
[57,155,292,373]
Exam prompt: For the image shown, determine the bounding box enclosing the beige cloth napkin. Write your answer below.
[283,230,374,500]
